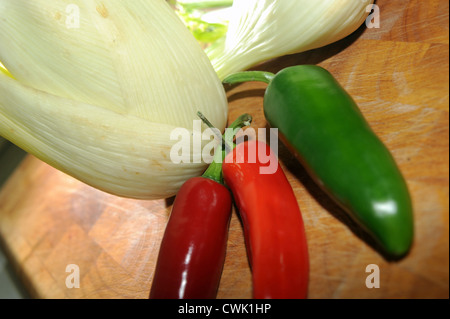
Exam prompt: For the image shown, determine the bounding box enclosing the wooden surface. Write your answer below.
[0,0,448,299]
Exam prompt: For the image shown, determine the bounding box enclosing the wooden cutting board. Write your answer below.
[0,0,448,299]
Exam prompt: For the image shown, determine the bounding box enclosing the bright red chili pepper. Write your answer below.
[222,140,309,299]
[149,113,252,299]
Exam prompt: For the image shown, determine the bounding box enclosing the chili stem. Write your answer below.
[197,111,232,154]
[198,111,252,184]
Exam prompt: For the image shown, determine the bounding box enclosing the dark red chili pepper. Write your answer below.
[149,176,231,299]
[222,139,309,299]
[149,113,252,299]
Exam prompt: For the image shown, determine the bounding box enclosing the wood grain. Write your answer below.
[0,0,448,299]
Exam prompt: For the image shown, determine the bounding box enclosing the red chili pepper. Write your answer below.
[222,140,309,299]
[149,113,252,299]
[149,176,232,299]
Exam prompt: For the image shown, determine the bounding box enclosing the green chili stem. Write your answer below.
[202,144,226,184]
[197,111,232,153]
[199,112,252,184]
[222,71,276,85]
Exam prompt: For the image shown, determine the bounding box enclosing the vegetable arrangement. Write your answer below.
[151,113,310,299]
[0,0,414,299]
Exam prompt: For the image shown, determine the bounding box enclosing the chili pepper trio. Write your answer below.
[150,65,414,299]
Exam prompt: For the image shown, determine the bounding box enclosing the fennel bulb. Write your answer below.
[204,0,374,79]
[0,0,228,199]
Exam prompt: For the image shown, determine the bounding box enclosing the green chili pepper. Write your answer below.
[224,65,414,259]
